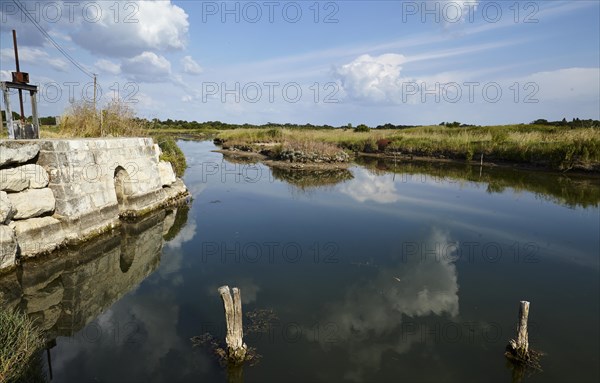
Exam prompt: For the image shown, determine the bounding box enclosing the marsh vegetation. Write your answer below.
[215,124,600,172]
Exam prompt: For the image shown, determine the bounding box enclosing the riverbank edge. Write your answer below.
[214,149,351,170]
[213,146,600,177]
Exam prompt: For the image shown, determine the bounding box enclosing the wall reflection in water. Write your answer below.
[0,206,188,342]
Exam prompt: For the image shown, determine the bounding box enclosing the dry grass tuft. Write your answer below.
[59,99,147,138]
[0,310,45,382]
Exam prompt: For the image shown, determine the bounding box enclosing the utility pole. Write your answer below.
[12,30,25,124]
[93,73,97,111]
[93,73,103,135]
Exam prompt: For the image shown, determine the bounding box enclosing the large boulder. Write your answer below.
[0,143,40,167]
[0,191,15,224]
[7,188,55,220]
[0,225,17,270]
[158,161,176,186]
[0,164,49,192]
[20,164,49,188]
[0,167,29,192]
[9,216,65,257]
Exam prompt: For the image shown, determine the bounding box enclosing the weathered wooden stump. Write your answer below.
[505,300,541,372]
[218,285,247,363]
[508,300,529,359]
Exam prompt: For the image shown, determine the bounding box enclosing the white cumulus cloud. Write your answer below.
[121,52,172,83]
[95,59,121,75]
[181,56,203,75]
[334,53,409,104]
[70,1,189,58]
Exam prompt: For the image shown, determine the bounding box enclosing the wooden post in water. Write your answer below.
[505,300,543,376]
[515,301,530,357]
[479,153,484,178]
[218,285,247,363]
[506,300,530,360]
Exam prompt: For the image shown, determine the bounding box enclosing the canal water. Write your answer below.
[1,140,598,382]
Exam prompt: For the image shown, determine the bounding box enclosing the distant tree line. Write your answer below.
[530,118,599,128]
[147,118,429,131]
[3,109,596,131]
[144,117,599,131]
[1,111,56,125]
[147,119,342,131]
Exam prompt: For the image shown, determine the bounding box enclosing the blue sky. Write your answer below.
[1,0,599,125]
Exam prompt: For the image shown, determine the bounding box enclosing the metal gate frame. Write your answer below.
[1,81,40,139]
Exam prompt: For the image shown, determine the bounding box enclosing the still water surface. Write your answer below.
[2,140,598,382]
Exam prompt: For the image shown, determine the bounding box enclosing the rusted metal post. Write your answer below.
[12,30,25,124]
[218,285,247,363]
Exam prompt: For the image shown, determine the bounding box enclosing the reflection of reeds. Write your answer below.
[270,166,354,191]
[163,204,190,242]
[356,156,600,208]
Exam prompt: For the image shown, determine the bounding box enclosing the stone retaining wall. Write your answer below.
[0,138,188,271]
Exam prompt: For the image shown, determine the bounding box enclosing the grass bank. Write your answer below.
[215,125,600,172]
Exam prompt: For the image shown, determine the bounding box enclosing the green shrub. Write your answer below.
[156,136,187,177]
[354,124,370,133]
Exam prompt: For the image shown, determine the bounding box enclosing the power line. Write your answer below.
[11,0,95,79]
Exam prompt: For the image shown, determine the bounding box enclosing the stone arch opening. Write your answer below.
[114,166,133,209]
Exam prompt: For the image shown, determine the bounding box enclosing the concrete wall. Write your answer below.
[0,138,188,271]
